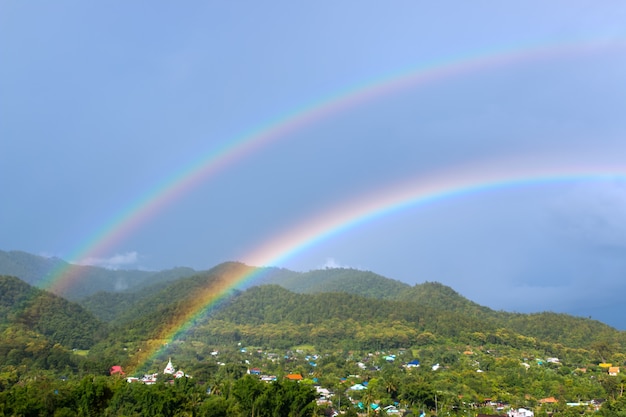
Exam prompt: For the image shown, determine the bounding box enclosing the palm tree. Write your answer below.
[362,388,376,416]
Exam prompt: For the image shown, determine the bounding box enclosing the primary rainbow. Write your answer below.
[241,161,626,267]
[129,160,626,371]
[40,37,617,295]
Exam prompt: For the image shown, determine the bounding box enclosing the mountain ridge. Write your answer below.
[1,250,624,332]
[0,249,199,300]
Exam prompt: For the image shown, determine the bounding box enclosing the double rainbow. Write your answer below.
[41,37,616,294]
[31,37,623,369]
[131,161,626,370]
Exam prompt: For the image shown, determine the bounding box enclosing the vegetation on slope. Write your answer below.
[2,260,626,416]
[0,275,106,349]
[260,267,411,299]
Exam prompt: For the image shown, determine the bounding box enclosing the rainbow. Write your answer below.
[40,37,619,295]
[130,160,626,371]
[240,161,626,268]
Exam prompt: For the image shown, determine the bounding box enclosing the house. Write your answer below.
[285,374,303,381]
[248,368,262,375]
[110,365,125,376]
[140,373,158,385]
[174,370,191,379]
[406,359,420,368]
[539,397,558,405]
[383,405,401,414]
[508,408,533,417]
[609,367,620,376]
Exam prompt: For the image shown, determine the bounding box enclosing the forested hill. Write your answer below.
[2,262,626,416]
[0,275,105,349]
[74,261,624,340]
[72,261,626,358]
[3,249,623,335]
[256,267,494,318]
[197,284,624,351]
[104,262,257,338]
[79,262,488,326]
[257,267,411,298]
[3,249,625,346]
[0,250,198,299]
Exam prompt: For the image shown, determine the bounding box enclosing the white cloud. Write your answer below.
[320,257,354,270]
[323,257,341,269]
[75,251,139,270]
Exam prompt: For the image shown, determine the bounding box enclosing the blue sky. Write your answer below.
[2,2,626,328]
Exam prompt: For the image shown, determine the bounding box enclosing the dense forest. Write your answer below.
[1,260,626,416]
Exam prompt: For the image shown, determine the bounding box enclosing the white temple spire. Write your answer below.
[163,357,175,374]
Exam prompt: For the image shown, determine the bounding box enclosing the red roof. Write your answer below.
[285,374,303,380]
[110,365,125,375]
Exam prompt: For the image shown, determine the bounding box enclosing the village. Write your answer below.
[108,343,618,416]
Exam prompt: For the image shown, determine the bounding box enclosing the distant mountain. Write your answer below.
[106,262,254,339]
[78,263,239,324]
[3,251,624,353]
[0,250,198,300]
[79,268,198,322]
[257,267,411,298]
[82,263,478,325]
[254,268,619,345]
[0,275,106,349]
[73,261,624,356]
[197,282,625,352]
[0,250,67,286]
[256,267,494,320]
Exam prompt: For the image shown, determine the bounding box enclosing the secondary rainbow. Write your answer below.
[40,37,618,295]
[130,160,626,371]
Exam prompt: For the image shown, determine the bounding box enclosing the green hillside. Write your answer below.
[0,275,110,380]
[2,264,626,416]
[109,262,255,336]
[262,267,411,298]
[0,275,106,349]
[189,283,624,354]
[79,267,199,322]
[67,260,625,366]
[76,262,626,352]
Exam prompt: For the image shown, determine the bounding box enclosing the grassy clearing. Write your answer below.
[292,344,316,353]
